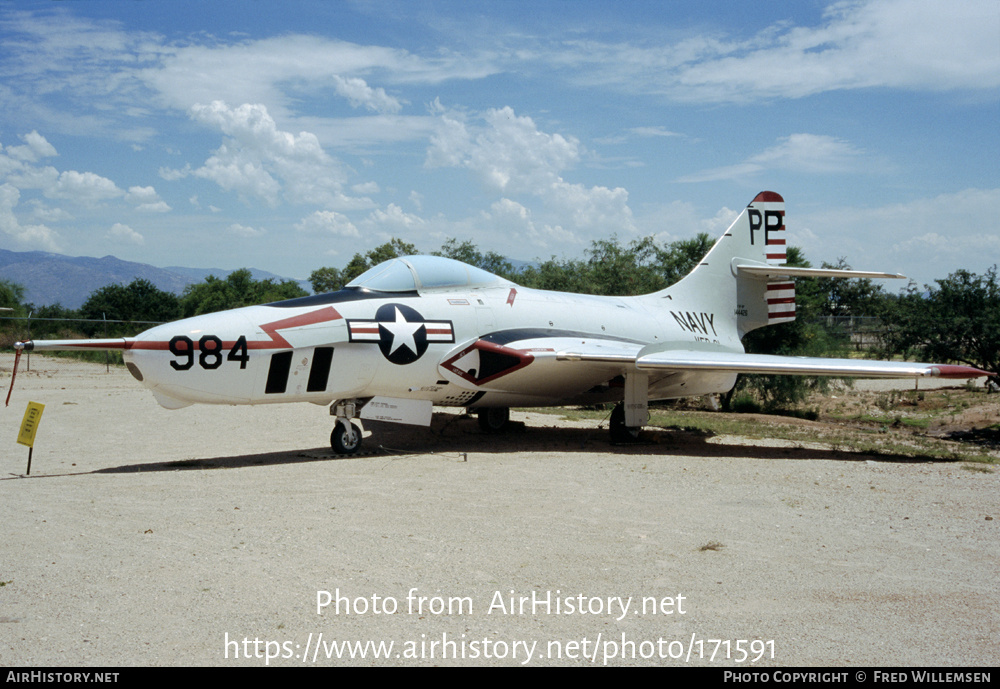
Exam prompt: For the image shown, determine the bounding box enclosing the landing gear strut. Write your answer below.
[330,400,364,454]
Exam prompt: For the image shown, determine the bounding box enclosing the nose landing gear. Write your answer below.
[330,400,365,454]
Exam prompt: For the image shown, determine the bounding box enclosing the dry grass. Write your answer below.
[525,383,1000,464]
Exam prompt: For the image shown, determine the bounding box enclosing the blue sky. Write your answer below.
[0,0,997,291]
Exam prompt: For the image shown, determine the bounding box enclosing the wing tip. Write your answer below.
[930,365,995,379]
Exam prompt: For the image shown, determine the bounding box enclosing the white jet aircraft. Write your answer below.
[15,192,991,453]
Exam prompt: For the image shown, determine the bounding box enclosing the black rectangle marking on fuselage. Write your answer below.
[308,347,334,393]
[265,351,293,394]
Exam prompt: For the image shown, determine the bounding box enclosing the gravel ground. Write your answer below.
[1,357,997,667]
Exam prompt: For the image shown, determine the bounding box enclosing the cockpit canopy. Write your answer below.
[347,255,509,292]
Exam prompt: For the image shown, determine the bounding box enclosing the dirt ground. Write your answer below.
[1,357,997,667]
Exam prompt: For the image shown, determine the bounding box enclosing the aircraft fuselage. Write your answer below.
[123,282,740,411]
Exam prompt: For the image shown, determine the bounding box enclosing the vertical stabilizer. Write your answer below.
[652,191,792,338]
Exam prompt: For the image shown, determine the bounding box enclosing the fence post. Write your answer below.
[103,313,109,373]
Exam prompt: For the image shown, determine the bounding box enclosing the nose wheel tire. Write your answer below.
[331,421,363,454]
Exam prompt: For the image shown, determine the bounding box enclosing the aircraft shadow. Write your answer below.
[84,412,953,474]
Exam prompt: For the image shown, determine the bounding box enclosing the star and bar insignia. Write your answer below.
[347,303,455,365]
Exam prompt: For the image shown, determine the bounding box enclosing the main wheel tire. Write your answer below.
[477,406,510,433]
[609,404,641,444]
[331,421,363,454]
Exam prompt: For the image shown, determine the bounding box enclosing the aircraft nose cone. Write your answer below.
[126,310,260,406]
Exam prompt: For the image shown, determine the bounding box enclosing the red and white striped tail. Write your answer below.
[765,206,787,264]
[764,206,795,324]
[766,280,796,324]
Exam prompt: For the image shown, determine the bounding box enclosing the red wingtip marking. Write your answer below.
[753,191,784,203]
[933,365,995,379]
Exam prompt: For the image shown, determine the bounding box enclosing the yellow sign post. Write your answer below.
[17,401,44,475]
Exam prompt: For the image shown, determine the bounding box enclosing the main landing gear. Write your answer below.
[609,403,642,444]
[330,400,364,455]
[477,406,511,433]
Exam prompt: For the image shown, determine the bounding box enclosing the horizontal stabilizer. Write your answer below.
[737,265,906,280]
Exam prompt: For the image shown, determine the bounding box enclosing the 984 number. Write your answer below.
[169,335,250,371]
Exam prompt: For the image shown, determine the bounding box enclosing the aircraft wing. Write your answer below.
[558,346,993,380]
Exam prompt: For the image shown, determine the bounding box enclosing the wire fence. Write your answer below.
[0,315,164,341]
[811,316,889,351]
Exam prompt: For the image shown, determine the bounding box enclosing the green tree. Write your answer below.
[434,238,516,279]
[23,303,80,341]
[79,279,181,336]
[0,279,28,347]
[876,267,999,380]
[723,247,851,411]
[180,270,307,316]
[584,236,665,295]
[0,279,26,315]
[309,238,418,293]
[308,266,344,294]
[656,233,715,285]
[517,256,593,293]
[364,238,417,267]
[811,258,887,318]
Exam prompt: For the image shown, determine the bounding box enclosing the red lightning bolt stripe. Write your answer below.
[124,306,343,351]
[253,307,342,349]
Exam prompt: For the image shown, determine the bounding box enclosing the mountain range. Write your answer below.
[0,249,308,309]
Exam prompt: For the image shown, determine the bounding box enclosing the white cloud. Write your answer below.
[678,134,868,182]
[0,183,60,250]
[0,146,125,209]
[428,106,580,193]
[294,210,360,238]
[427,105,635,241]
[182,101,351,208]
[126,185,170,212]
[0,10,163,138]
[552,0,1000,102]
[48,170,123,204]
[0,130,167,248]
[144,34,496,119]
[4,130,58,162]
[108,222,144,245]
[629,126,683,139]
[26,200,72,224]
[749,134,866,173]
[366,203,426,232]
[351,181,380,195]
[331,75,403,114]
[228,223,266,238]
[797,187,1000,286]
[482,198,580,250]
[549,180,633,233]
